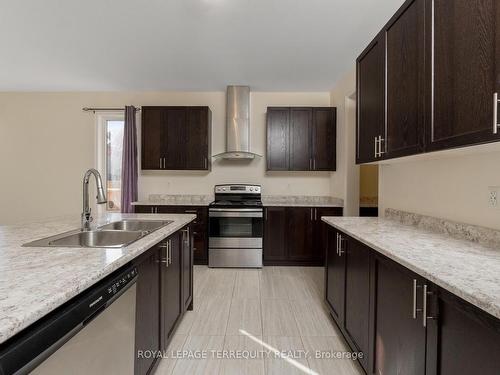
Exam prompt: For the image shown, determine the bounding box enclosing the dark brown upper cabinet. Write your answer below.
[312,108,337,170]
[356,0,500,163]
[289,108,313,170]
[426,0,500,151]
[267,107,336,171]
[266,108,290,171]
[385,0,425,158]
[141,106,211,171]
[356,32,386,164]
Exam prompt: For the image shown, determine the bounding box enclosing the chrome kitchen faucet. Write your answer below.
[81,169,107,231]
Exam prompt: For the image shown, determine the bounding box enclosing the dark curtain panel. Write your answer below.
[121,106,138,213]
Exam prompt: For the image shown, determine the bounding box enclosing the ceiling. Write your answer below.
[0,0,404,91]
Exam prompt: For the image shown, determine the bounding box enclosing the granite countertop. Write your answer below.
[132,194,212,206]
[0,212,195,344]
[322,216,500,320]
[261,195,344,207]
[132,194,344,207]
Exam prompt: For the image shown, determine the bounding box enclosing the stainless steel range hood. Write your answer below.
[212,86,262,159]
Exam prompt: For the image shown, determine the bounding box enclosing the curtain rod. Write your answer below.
[82,106,141,113]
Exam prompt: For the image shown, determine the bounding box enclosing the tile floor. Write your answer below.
[155,266,364,375]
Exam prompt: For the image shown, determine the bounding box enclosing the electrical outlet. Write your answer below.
[488,186,499,208]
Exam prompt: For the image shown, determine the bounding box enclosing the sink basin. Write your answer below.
[98,219,173,233]
[23,229,146,248]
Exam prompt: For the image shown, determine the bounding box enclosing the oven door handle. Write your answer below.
[209,210,263,218]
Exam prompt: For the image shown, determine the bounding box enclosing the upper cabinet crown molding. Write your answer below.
[356,0,500,164]
[267,106,336,171]
[141,106,212,171]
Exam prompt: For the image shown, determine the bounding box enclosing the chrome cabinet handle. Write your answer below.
[412,279,423,319]
[310,208,313,221]
[314,208,317,220]
[156,258,168,264]
[159,158,162,169]
[494,92,499,134]
[374,136,378,158]
[264,209,268,221]
[204,157,208,169]
[422,284,437,327]
[309,158,312,170]
[378,136,385,156]
[184,210,197,213]
[336,233,340,256]
[338,235,345,256]
[313,159,316,170]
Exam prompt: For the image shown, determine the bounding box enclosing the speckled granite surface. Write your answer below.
[385,208,500,249]
[132,194,212,206]
[322,215,500,320]
[133,194,344,207]
[0,213,195,344]
[262,195,344,207]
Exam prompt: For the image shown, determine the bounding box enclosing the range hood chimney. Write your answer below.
[212,86,262,159]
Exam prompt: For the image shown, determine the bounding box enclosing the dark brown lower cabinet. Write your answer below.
[134,224,194,375]
[374,257,426,375]
[287,207,314,261]
[426,288,500,375]
[263,207,288,263]
[160,232,182,347]
[134,205,208,265]
[134,248,160,375]
[263,206,342,266]
[325,228,345,323]
[344,238,371,371]
[182,226,194,311]
[325,226,500,375]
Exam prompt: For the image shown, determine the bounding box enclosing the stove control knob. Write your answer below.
[222,187,226,191]
[250,187,253,191]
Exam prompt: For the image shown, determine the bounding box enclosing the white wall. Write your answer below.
[330,68,358,216]
[0,91,342,224]
[379,150,500,230]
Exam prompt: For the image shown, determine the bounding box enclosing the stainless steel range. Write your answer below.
[208,184,263,268]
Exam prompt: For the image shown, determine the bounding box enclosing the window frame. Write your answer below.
[95,112,125,214]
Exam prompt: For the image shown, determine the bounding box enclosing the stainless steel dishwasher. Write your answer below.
[0,265,137,375]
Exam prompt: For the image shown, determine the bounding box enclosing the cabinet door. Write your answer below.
[312,207,343,263]
[186,107,210,170]
[325,227,345,323]
[134,249,160,375]
[427,0,500,150]
[312,108,336,171]
[356,33,385,164]
[425,287,500,375]
[263,207,287,263]
[374,257,426,375]
[163,107,187,170]
[344,238,371,371]
[134,205,156,214]
[267,108,290,170]
[289,108,312,171]
[287,207,314,261]
[181,226,194,311]
[385,0,425,158]
[141,107,163,170]
[160,234,182,348]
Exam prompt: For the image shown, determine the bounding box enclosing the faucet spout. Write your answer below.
[82,169,107,231]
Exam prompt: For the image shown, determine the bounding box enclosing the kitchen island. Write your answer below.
[0,212,195,374]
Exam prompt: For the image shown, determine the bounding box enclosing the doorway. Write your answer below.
[359,165,378,216]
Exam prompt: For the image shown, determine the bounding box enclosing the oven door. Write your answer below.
[209,208,263,248]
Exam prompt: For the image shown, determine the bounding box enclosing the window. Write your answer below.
[97,114,124,212]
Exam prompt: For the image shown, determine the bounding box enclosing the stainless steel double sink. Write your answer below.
[23,219,173,248]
